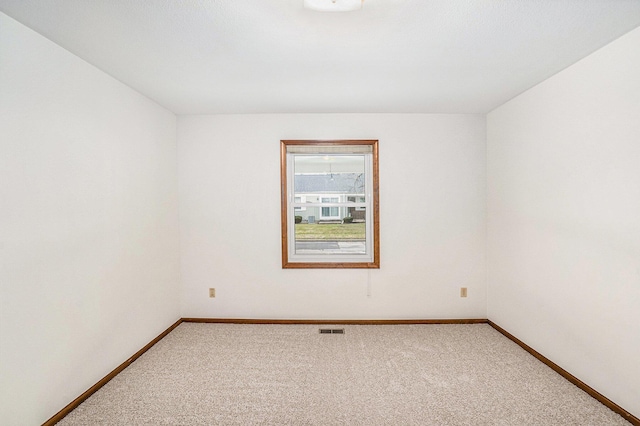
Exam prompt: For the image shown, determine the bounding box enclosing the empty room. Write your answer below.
[1,0,639,424]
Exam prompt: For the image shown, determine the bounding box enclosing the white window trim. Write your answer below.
[288,157,373,263]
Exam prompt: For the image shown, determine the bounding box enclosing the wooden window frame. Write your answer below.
[280,139,380,269]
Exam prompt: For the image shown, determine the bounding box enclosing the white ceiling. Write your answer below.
[2,0,640,115]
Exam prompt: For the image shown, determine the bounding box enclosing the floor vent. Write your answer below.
[319,328,345,334]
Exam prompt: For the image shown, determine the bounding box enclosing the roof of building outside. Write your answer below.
[294,173,364,194]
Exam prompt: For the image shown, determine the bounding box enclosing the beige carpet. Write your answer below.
[58,323,630,425]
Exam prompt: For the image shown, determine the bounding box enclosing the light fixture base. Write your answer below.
[304,0,363,12]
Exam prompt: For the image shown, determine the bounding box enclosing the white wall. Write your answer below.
[487,27,640,417]
[0,13,180,424]
[178,114,486,320]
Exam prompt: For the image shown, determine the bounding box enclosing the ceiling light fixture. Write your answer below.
[304,0,363,12]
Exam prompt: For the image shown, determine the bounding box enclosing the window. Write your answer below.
[320,197,340,219]
[294,196,306,211]
[348,196,366,211]
[280,140,380,268]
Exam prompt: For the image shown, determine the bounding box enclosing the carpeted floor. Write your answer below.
[58,323,630,425]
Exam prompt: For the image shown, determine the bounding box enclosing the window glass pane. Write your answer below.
[294,210,367,255]
[293,155,365,200]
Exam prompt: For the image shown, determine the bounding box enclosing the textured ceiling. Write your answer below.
[1,0,640,114]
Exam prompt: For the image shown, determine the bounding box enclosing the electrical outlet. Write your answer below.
[209,288,216,298]
[460,287,467,298]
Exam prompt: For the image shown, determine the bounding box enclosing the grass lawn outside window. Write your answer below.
[294,223,365,240]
